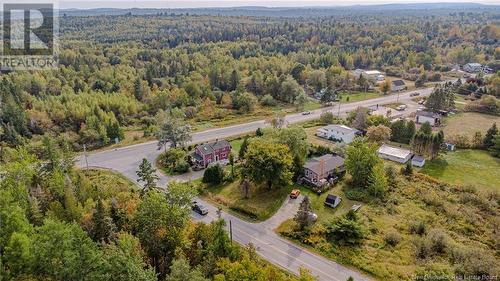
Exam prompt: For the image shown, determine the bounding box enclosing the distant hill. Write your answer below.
[60,3,500,18]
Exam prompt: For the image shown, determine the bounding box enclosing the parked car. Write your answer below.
[191,201,208,215]
[410,92,420,97]
[302,111,311,115]
[418,99,425,105]
[290,189,301,199]
[396,104,407,111]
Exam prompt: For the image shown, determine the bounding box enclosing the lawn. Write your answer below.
[442,112,499,137]
[341,91,383,103]
[420,149,500,192]
[200,178,293,222]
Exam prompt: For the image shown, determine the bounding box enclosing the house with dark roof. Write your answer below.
[193,139,231,168]
[303,154,345,187]
[415,111,442,126]
[391,79,407,92]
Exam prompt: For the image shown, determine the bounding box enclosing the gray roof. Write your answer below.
[304,154,345,174]
[196,140,231,155]
[412,155,425,163]
[392,79,406,87]
[416,111,441,118]
[378,144,413,159]
[319,124,358,135]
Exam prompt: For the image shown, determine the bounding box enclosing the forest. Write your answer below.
[1,9,499,150]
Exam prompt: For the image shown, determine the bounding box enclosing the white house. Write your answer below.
[415,111,442,126]
[463,63,482,73]
[354,69,385,82]
[391,79,407,92]
[378,144,413,164]
[316,125,359,143]
[411,155,426,167]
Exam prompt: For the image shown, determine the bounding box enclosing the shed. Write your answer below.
[324,194,342,209]
[411,155,426,167]
[378,144,413,164]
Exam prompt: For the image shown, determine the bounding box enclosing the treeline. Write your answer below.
[1,12,499,149]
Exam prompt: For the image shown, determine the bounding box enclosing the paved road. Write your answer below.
[76,87,433,281]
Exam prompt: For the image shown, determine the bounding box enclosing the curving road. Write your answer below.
[76,87,433,281]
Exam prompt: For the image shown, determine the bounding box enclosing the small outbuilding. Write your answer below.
[378,144,413,164]
[415,111,442,126]
[411,155,426,167]
[391,79,407,92]
[324,194,342,209]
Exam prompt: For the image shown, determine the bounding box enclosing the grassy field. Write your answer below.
[341,91,383,103]
[77,168,138,197]
[420,149,500,192]
[442,112,499,137]
[200,178,292,221]
[277,170,499,280]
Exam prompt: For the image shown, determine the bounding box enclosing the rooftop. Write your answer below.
[196,139,231,155]
[416,110,441,118]
[319,124,358,134]
[412,155,425,163]
[378,144,413,159]
[364,70,383,75]
[304,154,345,175]
[392,79,406,86]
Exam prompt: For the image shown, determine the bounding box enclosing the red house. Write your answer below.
[193,139,232,168]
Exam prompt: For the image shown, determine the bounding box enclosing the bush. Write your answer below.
[173,160,190,174]
[427,229,448,254]
[319,112,335,124]
[260,94,277,106]
[202,164,225,185]
[324,213,364,246]
[414,237,431,259]
[409,220,426,235]
[384,231,401,247]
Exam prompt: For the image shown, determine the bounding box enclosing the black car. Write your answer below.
[191,201,209,215]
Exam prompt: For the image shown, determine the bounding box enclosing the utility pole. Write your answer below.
[397,91,401,103]
[337,99,341,117]
[83,144,89,170]
[229,220,233,242]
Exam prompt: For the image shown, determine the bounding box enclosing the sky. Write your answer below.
[57,0,499,9]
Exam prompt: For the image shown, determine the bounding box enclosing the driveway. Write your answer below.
[76,87,437,280]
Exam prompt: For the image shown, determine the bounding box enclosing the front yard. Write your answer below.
[199,179,293,221]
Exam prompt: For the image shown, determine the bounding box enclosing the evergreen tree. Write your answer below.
[294,196,314,230]
[484,123,498,148]
[136,158,159,194]
[92,199,116,242]
[239,136,250,159]
[489,134,500,158]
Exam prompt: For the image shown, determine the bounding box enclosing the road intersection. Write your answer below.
[76,87,433,281]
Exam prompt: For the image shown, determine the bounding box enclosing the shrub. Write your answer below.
[173,160,190,174]
[202,164,225,185]
[319,112,335,124]
[260,94,277,106]
[428,229,448,254]
[384,232,401,247]
[324,213,364,246]
[414,237,431,259]
[409,220,426,235]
